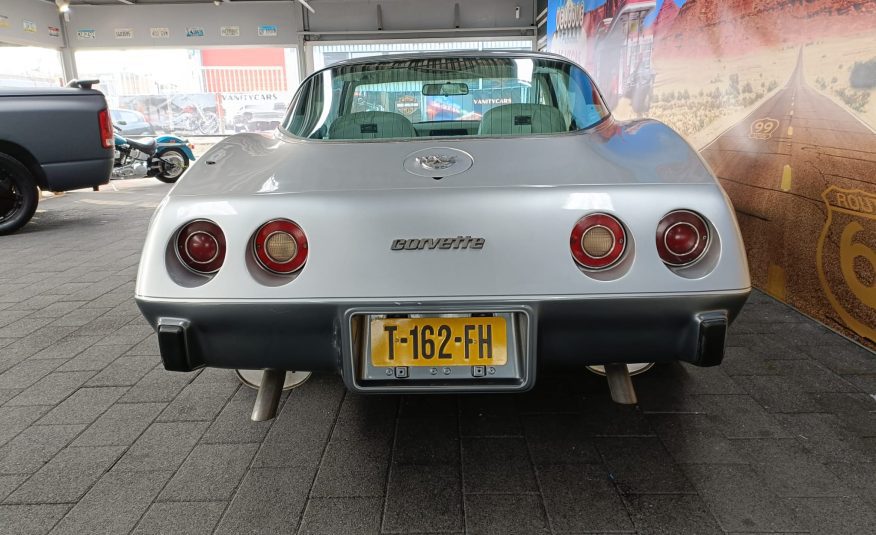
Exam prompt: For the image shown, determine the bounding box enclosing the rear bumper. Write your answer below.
[42,156,112,191]
[137,289,750,391]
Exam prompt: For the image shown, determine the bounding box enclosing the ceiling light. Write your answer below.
[56,0,70,13]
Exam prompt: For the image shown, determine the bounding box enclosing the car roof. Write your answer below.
[324,49,576,69]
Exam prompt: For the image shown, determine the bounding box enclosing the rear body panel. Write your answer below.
[0,88,113,190]
[138,118,748,300]
[137,182,747,300]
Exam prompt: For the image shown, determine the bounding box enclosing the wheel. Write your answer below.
[155,149,189,184]
[0,153,39,235]
[198,112,220,135]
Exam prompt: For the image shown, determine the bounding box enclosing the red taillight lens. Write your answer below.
[98,108,113,149]
[176,220,226,274]
[570,213,627,270]
[657,210,710,267]
[253,219,308,274]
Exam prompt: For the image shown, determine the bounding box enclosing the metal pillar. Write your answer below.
[58,14,78,84]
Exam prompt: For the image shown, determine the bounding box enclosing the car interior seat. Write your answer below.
[477,103,568,136]
[328,111,416,140]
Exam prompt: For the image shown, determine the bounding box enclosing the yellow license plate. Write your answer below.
[370,316,507,367]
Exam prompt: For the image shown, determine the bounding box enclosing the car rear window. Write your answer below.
[282,56,609,141]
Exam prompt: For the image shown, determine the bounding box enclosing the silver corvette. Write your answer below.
[136,51,750,413]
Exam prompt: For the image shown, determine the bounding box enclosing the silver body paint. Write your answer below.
[136,51,750,392]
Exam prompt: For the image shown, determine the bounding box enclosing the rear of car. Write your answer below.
[0,82,114,233]
[136,53,750,394]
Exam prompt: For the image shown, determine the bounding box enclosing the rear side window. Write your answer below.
[282,56,609,141]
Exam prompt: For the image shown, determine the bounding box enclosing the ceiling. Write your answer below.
[67,0,298,5]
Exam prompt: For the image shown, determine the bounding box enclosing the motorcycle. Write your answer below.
[164,103,221,135]
[112,128,196,184]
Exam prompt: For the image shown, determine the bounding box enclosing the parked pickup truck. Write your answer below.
[0,80,114,234]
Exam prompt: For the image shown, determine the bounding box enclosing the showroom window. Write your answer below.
[312,39,534,70]
[0,44,64,88]
[75,47,300,136]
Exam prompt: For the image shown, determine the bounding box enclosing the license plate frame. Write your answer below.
[345,308,532,392]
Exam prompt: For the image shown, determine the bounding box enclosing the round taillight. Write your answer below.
[176,220,226,274]
[657,210,710,267]
[570,213,627,270]
[253,219,308,274]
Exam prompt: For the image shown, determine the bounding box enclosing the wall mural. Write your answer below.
[545,0,876,347]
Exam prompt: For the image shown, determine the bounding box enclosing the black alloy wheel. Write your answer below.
[0,153,39,235]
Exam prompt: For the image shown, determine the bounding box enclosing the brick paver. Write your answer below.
[0,179,875,534]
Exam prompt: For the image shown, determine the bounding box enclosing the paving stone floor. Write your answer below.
[1,179,875,534]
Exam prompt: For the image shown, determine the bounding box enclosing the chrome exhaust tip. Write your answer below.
[250,369,286,422]
[603,363,638,405]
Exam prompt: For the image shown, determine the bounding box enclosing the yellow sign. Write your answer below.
[816,186,876,341]
[370,316,507,367]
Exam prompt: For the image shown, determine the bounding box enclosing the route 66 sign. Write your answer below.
[816,186,876,341]
[749,117,779,140]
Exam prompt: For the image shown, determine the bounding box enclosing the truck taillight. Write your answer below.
[98,108,113,149]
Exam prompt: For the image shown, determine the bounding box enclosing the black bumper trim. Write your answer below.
[139,291,749,374]
[157,320,201,372]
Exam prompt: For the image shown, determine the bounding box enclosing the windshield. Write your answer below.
[282,56,609,141]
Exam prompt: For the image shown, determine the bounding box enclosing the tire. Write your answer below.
[198,112,220,135]
[0,153,39,235]
[155,148,189,184]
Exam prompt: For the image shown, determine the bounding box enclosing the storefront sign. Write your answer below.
[220,26,240,37]
[150,27,170,39]
[114,28,134,39]
[257,25,278,37]
[77,29,96,40]
[0,16,10,30]
[22,20,37,33]
[186,27,205,38]
[48,26,60,38]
